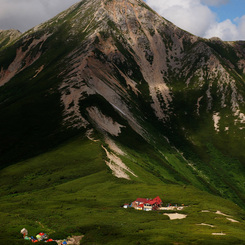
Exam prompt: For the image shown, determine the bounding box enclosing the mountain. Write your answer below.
[0,29,21,50]
[0,0,245,244]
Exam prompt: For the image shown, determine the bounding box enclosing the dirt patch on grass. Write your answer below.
[215,210,231,217]
[56,235,84,245]
[212,232,226,236]
[227,218,239,223]
[163,213,187,220]
[196,223,215,228]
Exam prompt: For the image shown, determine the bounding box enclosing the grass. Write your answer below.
[1,136,245,244]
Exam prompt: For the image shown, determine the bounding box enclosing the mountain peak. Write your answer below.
[0,0,245,210]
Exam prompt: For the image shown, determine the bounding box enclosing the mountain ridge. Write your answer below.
[0,0,245,201]
[1,0,245,243]
[0,0,245,232]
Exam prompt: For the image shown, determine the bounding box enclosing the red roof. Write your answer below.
[135,198,149,203]
[153,196,162,205]
[135,196,162,205]
[148,200,156,205]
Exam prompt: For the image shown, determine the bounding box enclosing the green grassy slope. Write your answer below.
[0,1,245,244]
[1,136,245,245]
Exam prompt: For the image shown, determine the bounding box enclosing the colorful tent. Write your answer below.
[36,234,42,240]
[20,228,28,237]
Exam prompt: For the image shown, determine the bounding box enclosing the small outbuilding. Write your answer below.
[123,203,130,208]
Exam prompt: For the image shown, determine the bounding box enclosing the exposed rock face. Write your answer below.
[55,0,245,132]
[0,34,51,86]
[1,0,244,130]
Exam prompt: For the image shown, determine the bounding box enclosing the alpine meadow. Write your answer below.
[0,0,245,244]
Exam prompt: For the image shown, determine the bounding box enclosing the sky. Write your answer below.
[0,0,79,32]
[0,0,244,41]
[145,0,245,41]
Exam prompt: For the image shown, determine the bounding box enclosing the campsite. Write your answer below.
[20,228,83,244]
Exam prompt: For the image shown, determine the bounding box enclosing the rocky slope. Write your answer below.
[0,29,21,50]
[0,0,245,208]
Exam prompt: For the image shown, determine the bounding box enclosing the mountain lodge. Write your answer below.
[129,196,163,211]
